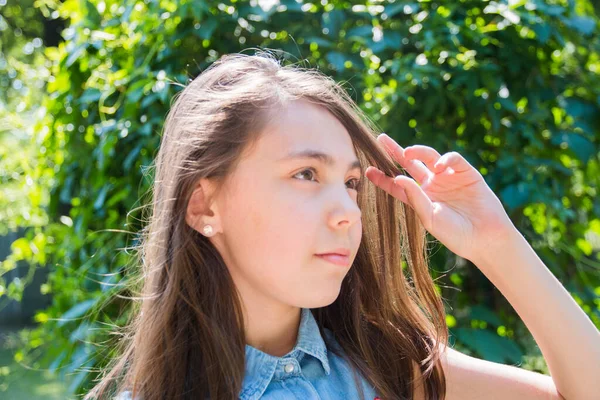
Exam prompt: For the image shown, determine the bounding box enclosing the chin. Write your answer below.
[302,288,342,309]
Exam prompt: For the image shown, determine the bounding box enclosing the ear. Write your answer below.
[185,177,221,236]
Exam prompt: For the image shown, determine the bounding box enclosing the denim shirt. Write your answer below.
[114,308,379,400]
[241,307,379,400]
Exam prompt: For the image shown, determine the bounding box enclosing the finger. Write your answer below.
[403,145,442,173]
[433,151,473,174]
[376,134,432,185]
[364,166,409,203]
[393,175,434,231]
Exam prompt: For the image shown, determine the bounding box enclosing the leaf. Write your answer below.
[500,182,530,211]
[567,16,596,35]
[123,144,142,171]
[385,3,417,18]
[453,328,523,364]
[194,19,218,40]
[126,79,150,103]
[94,183,111,210]
[189,1,211,20]
[498,98,517,113]
[322,10,345,37]
[84,0,102,26]
[531,158,573,176]
[59,175,75,204]
[551,132,595,164]
[48,350,68,374]
[383,30,402,50]
[305,36,334,48]
[70,321,91,343]
[563,98,595,119]
[470,305,504,327]
[346,25,373,40]
[65,44,86,67]
[10,237,33,260]
[141,92,159,108]
[326,51,347,71]
[79,88,102,104]
[57,299,97,327]
[100,273,119,292]
[280,0,303,12]
[576,238,593,256]
[536,4,564,16]
[106,187,131,208]
[532,23,551,44]
[66,347,94,392]
[120,3,135,23]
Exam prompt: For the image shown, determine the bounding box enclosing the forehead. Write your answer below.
[257,99,358,161]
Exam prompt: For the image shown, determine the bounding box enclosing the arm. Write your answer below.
[463,229,600,400]
[416,230,600,400]
[367,137,600,399]
[427,347,565,400]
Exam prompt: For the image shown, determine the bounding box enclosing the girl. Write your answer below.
[84,51,600,400]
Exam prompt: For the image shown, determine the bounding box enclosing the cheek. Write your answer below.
[253,189,318,256]
[225,180,319,264]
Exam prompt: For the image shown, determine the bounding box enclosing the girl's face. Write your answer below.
[212,99,363,311]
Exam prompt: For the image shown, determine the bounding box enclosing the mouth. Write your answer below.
[315,253,350,267]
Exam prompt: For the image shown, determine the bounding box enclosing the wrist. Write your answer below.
[470,227,527,271]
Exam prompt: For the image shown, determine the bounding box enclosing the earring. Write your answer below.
[202,225,214,237]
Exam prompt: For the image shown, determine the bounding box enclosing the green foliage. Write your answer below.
[0,328,73,399]
[1,0,599,395]
[0,0,49,237]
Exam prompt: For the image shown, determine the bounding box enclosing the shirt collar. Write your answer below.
[240,307,331,400]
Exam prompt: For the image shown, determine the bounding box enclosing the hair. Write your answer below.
[84,49,449,400]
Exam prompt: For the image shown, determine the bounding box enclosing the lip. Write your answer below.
[316,253,350,266]
[317,248,350,257]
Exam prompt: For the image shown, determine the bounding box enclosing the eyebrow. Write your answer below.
[278,149,363,173]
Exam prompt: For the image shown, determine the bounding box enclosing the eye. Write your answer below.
[293,168,318,182]
[293,168,362,191]
[346,178,362,191]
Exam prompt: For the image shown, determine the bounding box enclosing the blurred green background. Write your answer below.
[1,0,599,398]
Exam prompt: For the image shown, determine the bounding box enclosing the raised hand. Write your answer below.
[365,133,517,265]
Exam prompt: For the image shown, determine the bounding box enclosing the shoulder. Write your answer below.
[411,344,564,400]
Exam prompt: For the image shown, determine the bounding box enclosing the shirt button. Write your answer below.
[284,363,294,373]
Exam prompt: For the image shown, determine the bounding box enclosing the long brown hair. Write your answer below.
[84,49,448,400]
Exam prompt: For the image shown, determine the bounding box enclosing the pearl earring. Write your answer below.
[202,225,214,237]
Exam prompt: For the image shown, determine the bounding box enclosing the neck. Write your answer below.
[242,301,302,357]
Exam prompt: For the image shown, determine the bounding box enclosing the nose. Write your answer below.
[327,185,362,229]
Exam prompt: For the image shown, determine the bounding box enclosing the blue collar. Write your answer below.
[240,308,331,400]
